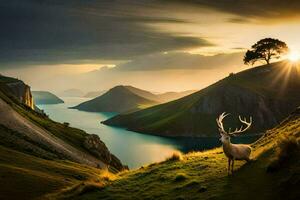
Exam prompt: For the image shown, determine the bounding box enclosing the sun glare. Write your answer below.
[288,51,300,62]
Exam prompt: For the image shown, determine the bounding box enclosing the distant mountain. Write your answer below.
[74,85,196,113]
[32,91,64,105]
[156,90,197,103]
[125,86,196,102]
[104,61,300,137]
[60,88,84,97]
[83,90,106,98]
[72,85,158,113]
[125,86,160,102]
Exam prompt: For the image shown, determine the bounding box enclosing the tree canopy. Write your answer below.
[244,38,288,65]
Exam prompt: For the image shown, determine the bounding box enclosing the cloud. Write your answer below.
[163,0,300,20]
[114,52,244,71]
[0,0,212,68]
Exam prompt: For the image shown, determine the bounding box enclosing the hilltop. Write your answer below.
[32,91,64,105]
[72,86,159,113]
[104,61,300,137]
[50,106,300,200]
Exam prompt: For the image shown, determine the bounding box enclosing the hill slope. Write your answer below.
[55,107,300,200]
[0,76,127,199]
[104,61,300,137]
[72,86,158,113]
[32,91,64,104]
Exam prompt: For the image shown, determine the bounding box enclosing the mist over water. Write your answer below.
[37,97,259,169]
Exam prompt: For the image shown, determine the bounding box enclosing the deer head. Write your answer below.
[216,112,252,142]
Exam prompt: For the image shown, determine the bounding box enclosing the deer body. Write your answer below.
[222,140,251,161]
[216,113,252,174]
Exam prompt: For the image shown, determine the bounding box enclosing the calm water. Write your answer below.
[37,97,260,169]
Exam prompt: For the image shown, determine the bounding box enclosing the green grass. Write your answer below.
[52,107,300,200]
[0,145,110,200]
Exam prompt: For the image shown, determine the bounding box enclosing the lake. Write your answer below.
[37,97,260,169]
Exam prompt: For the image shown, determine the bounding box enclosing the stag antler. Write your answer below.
[216,112,229,134]
[227,115,252,136]
[216,112,252,136]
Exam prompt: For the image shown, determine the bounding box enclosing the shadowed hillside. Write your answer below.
[104,61,300,137]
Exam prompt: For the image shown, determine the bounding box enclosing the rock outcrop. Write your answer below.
[6,81,34,109]
[84,134,128,171]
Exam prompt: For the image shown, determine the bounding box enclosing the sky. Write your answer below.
[1,0,300,93]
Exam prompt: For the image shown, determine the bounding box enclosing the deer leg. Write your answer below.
[228,159,231,175]
[231,159,235,174]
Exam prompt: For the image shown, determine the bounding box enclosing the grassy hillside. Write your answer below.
[72,85,158,113]
[52,107,300,200]
[1,79,125,170]
[32,91,64,105]
[0,144,108,200]
[0,81,128,199]
[104,61,300,137]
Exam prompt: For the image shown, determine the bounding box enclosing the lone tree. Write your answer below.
[244,38,288,65]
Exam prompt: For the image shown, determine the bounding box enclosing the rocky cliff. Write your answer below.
[6,81,34,109]
[84,134,128,171]
[0,75,34,109]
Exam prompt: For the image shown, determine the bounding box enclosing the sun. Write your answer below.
[287,51,300,62]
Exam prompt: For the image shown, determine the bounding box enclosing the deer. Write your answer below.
[216,112,252,174]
